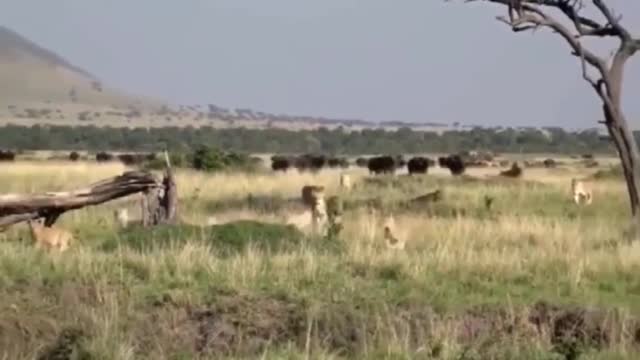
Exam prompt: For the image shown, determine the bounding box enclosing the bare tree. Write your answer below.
[458,0,640,228]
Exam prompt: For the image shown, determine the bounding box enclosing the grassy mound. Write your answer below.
[592,165,624,180]
[101,221,306,256]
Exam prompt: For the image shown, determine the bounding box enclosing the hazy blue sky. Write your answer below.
[1,0,638,128]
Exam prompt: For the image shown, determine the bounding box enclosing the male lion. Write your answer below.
[571,178,593,205]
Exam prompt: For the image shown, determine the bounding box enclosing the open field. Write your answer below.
[1,157,639,359]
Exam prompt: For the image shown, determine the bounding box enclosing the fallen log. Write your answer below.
[0,151,178,228]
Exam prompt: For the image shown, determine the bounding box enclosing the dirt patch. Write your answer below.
[5,283,639,359]
[137,295,640,358]
[37,327,89,360]
[132,291,307,357]
[528,300,636,359]
[450,301,639,359]
[0,283,109,359]
[191,293,306,356]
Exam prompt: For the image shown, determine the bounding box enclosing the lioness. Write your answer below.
[571,178,593,205]
[27,219,73,252]
[383,216,405,250]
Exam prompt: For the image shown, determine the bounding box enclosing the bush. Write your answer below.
[191,145,259,172]
[143,152,188,170]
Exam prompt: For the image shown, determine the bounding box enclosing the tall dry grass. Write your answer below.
[0,158,638,359]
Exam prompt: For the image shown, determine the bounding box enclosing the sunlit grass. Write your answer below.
[0,157,638,359]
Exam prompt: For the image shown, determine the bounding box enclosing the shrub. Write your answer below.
[191,145,259,172]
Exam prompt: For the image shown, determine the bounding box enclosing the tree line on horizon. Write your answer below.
[0,124,633,155]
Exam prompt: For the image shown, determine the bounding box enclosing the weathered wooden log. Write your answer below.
[0,171,161,228]
[1,150,179,229]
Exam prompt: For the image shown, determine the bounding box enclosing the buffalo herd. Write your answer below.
[271,154,349,173]
[95,151,156,165]
[269,153,488,176]
[0,148,596,176]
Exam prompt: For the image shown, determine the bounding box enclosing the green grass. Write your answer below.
[1,162,639,359]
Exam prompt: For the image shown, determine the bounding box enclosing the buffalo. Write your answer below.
[295,154,326,172]
[439,155,465,176]
[96,152,114,162]
[0,150,16,161]
[271,155,291,172]
[500,162,523,178]
[327,157,349,168]
[407,156,432,175]
[367,155,397,175]
[543,158,556,168]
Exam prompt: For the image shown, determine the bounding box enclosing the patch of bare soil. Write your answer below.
[135,294,640,359]
[3,282,640,359]
[528,301,638,359]
[0,282,110,359]
[132,291,306,357]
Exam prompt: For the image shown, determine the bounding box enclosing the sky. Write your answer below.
[1,0,638,129]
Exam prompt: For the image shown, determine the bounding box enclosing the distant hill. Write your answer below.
[0,26,160,110]
[0,25,453,131]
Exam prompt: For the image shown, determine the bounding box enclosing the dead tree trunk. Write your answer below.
[599,42,640,224]
[462,0,640,230]
[142,150,178,226]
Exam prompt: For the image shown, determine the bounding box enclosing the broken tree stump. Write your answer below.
[142,150,178,226]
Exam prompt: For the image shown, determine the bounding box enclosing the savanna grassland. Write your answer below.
[0,157,639,360]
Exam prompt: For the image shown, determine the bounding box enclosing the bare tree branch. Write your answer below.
[592,0,631,40]
[472,0,628,38]
[492,2,608,76]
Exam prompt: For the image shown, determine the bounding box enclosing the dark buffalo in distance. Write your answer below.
[327,157,349,168]
[96,152,114,162]
[69,151,80,161]
[117,153,152,165]
[0,150,16,161]
[271,155,291,172]
[500,162,523,178]
[439,155,465,176]
[355,157,369,168]
[543,158,556,168]
[367,155,397,175]
[437,156,448,168]
[295,154,326,172]
[407,156,432,175]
